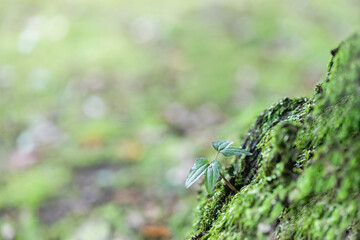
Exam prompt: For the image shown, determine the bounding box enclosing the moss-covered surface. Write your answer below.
[188,34,360,240]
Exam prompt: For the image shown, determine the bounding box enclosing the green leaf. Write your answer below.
[204,160,221,194]
[211,140,233,152]
[220,148,252,157]
[185,158,209,188]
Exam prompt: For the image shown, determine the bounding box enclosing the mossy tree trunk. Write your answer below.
[188,34,360,240]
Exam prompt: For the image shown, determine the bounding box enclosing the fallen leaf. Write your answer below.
[141,225,171,238]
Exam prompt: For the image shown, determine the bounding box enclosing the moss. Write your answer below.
[187,34,360,239]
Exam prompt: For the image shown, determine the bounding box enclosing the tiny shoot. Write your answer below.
[185,140,252,194]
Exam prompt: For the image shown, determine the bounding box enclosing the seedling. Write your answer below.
[185,140,252,194]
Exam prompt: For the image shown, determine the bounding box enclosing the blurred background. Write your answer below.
[0,0,359,239]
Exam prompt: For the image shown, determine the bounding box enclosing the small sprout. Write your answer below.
[185,140,252,194]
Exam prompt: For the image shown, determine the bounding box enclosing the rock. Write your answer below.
[187,34,360,239]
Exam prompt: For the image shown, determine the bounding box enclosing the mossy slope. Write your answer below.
[188,34,360,240]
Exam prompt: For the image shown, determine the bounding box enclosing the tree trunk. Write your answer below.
[188,34,360,240]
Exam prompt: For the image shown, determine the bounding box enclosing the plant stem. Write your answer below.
[214,151,220,161]
[220,172,238,192]
[215,151,238,192]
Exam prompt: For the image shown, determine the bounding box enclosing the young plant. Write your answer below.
[185,140,252,194]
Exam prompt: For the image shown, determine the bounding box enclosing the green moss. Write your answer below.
[187,34,360,239]
[193,183,231,234]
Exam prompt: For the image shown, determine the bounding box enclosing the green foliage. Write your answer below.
[186,140,251,194]
[0,165,70,208]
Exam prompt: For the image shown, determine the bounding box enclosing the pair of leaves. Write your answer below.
[211,140,233,152]
[185,140,252,195]
[211,140,252,156]
[185,158,221,194]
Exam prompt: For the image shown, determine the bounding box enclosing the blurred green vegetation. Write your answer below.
[0,0,359,239]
